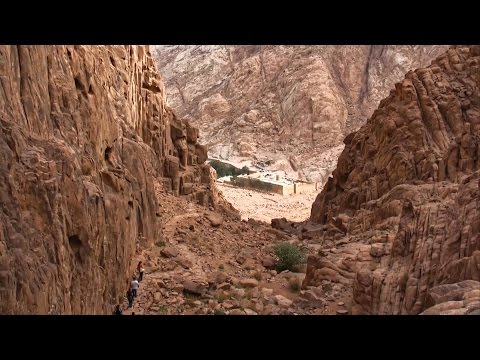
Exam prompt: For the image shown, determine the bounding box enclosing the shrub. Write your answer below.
[157,306,167,315]
[288,277,302,292]
[215,292,226,303]
[322,282,333,293]
[273,242,306,272]
[209,160,250,178]
[155,240,165,247]
[214,309,226,315]
[291,263,307,273]
[218,263,225,271]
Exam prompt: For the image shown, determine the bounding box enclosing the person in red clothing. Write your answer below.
[137,261,145,282]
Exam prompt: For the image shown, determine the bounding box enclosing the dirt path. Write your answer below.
[116,182,351,315]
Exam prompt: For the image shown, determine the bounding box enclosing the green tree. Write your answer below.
[273,242,306,272]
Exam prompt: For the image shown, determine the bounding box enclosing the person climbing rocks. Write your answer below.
[127,288,134,309]
[137,261,145,282]
[131,276,140,298]
[113,304,122,315]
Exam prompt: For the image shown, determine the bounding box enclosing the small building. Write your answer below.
[293,180,319,194]
[221,171,318,196]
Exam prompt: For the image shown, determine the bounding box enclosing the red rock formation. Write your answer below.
[0,45,216,314]
[304,46,480,314]
[154,45,447,183]
[421,280,480,315]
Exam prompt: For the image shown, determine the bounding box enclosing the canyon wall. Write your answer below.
[303,46,480,314]
[0,45,214,314]
[154,45,447,183]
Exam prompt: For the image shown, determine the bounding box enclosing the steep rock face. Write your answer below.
[0,45,214,314]
[304,46,480,314]
[154,45,447,183]
[420,280,480,315]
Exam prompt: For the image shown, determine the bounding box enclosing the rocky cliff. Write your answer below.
[303,46,480,314]
[0,45,216,314]
[154,45,447,183]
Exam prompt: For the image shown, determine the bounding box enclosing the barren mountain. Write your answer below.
[0,45,331,315]
[3,45,478,316]
[154,45,448,183]
[287,45,480,315]
[0,45,224,314]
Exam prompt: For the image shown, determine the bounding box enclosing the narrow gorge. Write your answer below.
[0,45,221,314]
[0,45,478,315]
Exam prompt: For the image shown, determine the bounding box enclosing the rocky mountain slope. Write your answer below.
[0,45,329,316]
[0,45,222,314]
[296,46,480,315]
[115,190,343,315]
[3,45,478,316]
[154,45,448,183]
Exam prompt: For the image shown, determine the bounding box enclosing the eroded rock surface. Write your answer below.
[0,45,220,314]
[154,45,447,183]
[304,46,480,314]
[421,280,480,315]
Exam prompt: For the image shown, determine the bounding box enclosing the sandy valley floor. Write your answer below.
[216,183,318,223]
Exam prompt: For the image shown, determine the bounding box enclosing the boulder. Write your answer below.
[183,280,208,296]
[239,278,259,288]
[161,246,179,258]
[274,295,293,307]
[206,213,223,227]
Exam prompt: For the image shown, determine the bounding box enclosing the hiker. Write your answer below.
[131,276,140,298]
[137,261,145,282]
[127,288,134,309]
[113,304,122,315]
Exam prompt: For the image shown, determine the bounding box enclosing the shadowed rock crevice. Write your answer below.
[104,146,112,162]
[68,235,82,261]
